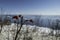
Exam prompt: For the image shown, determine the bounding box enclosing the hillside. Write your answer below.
[0,23,60,40]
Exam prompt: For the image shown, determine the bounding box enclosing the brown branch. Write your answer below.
[14,16,33,40]
[14,16,23,40]
[14,26,22,40]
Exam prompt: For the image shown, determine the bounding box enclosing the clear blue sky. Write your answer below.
[0,0,60,15]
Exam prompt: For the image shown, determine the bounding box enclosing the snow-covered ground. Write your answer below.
[0,23,60,40]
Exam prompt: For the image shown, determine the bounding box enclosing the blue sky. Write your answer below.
[0,0,60,15]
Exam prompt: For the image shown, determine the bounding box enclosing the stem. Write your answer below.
[8,28,9,40]
[14,16,23,40]
[0,24,3,33]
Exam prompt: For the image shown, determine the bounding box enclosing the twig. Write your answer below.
[14,16,23,40]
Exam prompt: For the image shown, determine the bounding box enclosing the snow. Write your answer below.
[0,23,60,40]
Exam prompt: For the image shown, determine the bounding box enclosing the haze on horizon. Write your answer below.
[0,0,60,15]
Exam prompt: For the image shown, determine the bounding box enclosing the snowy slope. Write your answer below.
[0,23,60,40]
